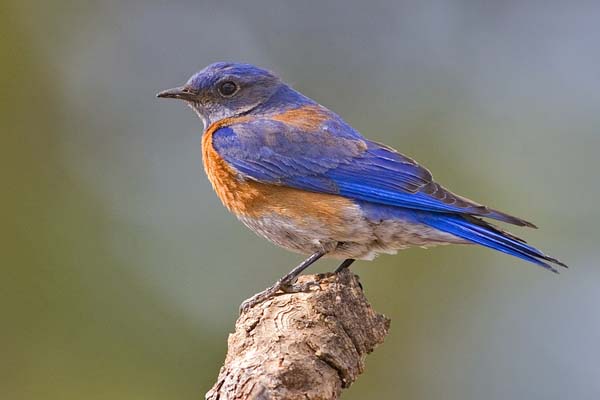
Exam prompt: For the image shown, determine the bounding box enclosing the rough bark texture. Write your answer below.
[206,269,390,400]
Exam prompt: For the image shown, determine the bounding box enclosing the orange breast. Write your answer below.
[201,117,357,225]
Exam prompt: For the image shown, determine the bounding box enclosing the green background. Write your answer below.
[3,1,598,399]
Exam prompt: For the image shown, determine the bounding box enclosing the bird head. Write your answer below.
[157,62,283,129]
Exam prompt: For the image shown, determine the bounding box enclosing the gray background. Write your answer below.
[3,1,599,399]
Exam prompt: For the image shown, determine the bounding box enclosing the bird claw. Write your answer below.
[281,279,320,293]
[239,279,321,314]
[239,285,279,314]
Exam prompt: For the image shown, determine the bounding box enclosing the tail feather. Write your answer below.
[420,214,567,273]
[485,208,538,229]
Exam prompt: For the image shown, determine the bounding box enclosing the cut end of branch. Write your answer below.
[206,269,390,400]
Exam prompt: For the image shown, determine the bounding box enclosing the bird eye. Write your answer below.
[218,81,239,97]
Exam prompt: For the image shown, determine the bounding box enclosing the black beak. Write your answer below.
[156,86,197,101]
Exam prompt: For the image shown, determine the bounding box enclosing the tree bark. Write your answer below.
[205,269,390,400]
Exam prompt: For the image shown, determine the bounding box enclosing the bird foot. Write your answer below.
[239,279,321,314]
[239,285,280,314]
[281,279,320,293]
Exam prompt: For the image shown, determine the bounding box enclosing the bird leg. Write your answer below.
[239,250,326,314]
[282,258,356,292]
[335,258,355,273]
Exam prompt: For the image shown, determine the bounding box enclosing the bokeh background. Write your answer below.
[3,1,599,399]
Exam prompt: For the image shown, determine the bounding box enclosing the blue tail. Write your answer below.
[419,214,568,273]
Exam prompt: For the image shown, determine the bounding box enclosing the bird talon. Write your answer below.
[238,297,256,314]
[239,278,322,314]
[239,285,279,314]
[281,280,320,293]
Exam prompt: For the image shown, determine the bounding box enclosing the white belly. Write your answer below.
[237,212,467,261]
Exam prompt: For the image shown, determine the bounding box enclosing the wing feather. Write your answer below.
[211,113,535,227]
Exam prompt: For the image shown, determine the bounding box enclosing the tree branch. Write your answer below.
[206,269,390,400]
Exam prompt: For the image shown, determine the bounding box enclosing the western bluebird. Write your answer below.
[157,62,566,311]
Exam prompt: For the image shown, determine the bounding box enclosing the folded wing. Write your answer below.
[212,114,536,227]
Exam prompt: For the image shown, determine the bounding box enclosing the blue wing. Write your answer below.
[212,113,536,227]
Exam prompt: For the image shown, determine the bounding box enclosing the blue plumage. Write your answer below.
[213,114,537,226]
[417,214,566,273]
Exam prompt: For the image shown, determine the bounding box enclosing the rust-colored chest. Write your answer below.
[200,117,357,224]
[201,117,261,216]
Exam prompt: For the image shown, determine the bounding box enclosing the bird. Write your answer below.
[157,62,567,312]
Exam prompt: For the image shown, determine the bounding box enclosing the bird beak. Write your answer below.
[156,86,197,101]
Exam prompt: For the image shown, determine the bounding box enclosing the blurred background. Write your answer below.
[2,1,599,399]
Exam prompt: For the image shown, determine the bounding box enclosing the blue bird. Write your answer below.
[157,62,567,311]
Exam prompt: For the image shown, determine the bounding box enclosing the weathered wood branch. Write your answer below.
[206,269,390,400]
